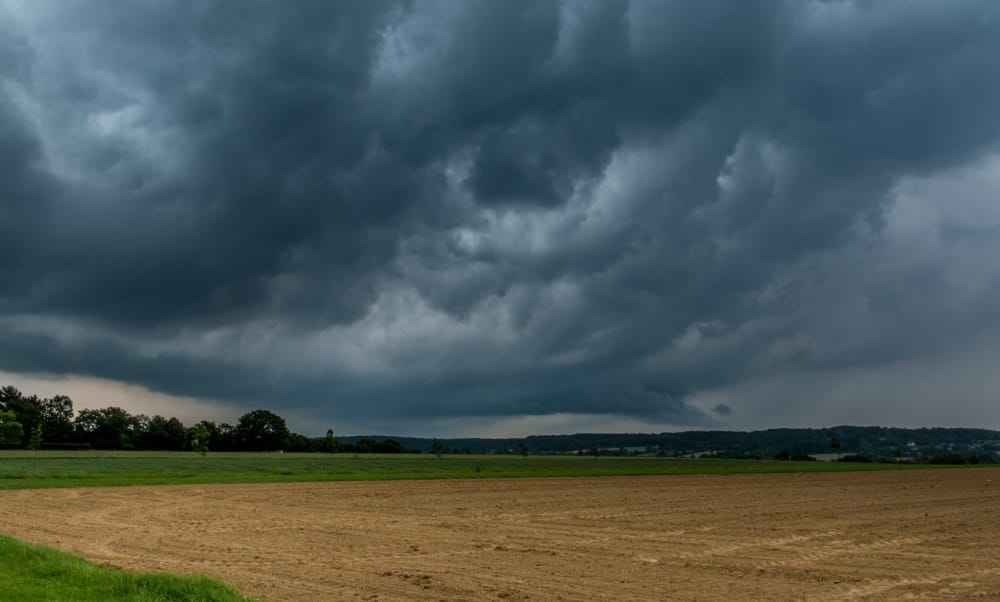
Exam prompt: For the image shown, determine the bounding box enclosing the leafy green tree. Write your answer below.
[40,395,74,443]
[74,407,140,449]
[139,415,187,450]
[431,438,444,458]
[0,410,24,446]
[214,422,236,451]
[325,429,340,453]
[517,441,528,458]
[28,424,42,451]
[284,433,314,452]
[5,394,41,447]
[0,385,22,411]
[191,423,211,456]
[234,409,290,451]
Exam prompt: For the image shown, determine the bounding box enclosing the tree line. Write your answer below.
[0,384,410,453]
[7,382,995,460]
[340,426,1000,460]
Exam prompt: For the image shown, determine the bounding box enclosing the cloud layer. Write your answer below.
[2,1,1000,434]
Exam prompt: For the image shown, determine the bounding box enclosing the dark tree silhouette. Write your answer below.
[235,409,290,451]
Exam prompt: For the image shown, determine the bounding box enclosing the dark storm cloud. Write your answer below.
[1,1,419,327]
[3,0,1000,432]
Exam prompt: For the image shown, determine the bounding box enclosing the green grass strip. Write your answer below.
[0,534,257,602]
[0,451,974,490]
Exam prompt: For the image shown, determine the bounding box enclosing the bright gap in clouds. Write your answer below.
[0,371,242,428]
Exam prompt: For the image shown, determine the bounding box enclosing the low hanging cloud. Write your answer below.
[2,0,1000,435]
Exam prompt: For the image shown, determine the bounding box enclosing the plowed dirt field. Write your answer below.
[1,468,998,601]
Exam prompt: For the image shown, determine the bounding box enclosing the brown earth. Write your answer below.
[1,468,999,601]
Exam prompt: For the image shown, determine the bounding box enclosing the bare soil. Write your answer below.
[1,469,999,601]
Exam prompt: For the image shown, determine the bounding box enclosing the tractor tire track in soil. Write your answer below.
[1,468,998,600]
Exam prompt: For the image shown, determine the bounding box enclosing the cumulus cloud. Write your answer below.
[2,0,1000,435]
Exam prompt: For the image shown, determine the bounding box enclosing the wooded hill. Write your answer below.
[342,426,1000,461]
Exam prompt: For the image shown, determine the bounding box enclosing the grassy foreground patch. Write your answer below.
[0,450,955,489]
[0,534,256,602]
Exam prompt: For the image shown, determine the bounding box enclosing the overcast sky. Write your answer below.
[2,0,1000,437]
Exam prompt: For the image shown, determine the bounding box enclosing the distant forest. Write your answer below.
[2,385,997,463]
[347,427,1000,464]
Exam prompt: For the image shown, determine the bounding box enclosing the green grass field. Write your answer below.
[0,449,947,490]
[0,534,258,602]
